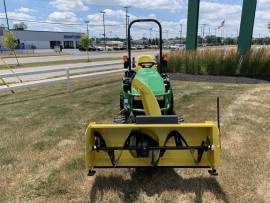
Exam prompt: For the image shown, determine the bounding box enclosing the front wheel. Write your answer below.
[120,95,124,111]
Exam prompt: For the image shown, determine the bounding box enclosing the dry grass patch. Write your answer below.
[0,75,269,202]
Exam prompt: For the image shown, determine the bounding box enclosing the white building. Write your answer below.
[0,29,83,49]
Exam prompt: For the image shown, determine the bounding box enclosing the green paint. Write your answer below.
[131,68,165,95]
[238,0,257,55]
[186,0,200,50]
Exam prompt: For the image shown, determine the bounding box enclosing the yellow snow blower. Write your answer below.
[85,19,221,176]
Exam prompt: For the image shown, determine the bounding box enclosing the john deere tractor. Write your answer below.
[116,19,174,123]
[85,19,221,176]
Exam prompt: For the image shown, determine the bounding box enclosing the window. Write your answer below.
[50,41,61,49]
[64,41,74,49]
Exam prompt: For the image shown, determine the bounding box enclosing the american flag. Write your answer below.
[218,20,225,29]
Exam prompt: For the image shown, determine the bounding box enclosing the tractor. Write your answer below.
[85,19,221,176]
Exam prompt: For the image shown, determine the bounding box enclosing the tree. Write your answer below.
[13,22,27,30]
[80,34,91,62]
[2,30,19,65]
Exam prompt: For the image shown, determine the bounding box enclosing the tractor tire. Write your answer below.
[167,94,175,115]
[120,95,124,111]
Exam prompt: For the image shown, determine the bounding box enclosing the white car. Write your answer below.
[95,46,105,51]
[170,44,185,50]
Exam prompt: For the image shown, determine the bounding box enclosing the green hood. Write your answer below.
[131,68,165,96]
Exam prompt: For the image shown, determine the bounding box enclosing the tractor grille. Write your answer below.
[133,98,165,110]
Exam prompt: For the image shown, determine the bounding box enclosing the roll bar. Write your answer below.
[128,19,163,73]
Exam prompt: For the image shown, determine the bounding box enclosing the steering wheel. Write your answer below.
[138,62,156,68]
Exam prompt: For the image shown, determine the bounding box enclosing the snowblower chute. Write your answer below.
[85,19,221,176]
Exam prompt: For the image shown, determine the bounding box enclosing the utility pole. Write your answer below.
[124,6,130,49]
[179,24,183,44]
[149,28,153,39]
[215,27,217,45]
[3,0,9,30]
[100,11,106,50]
[127,15,130,26]
[202,24,207,44]
[165,29,169,40]
[85,20,89,36]
[200,26,203,45]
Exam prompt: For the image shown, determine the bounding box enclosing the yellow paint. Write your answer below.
[135,55,156,72]
[85,122,221,168]
[132,78,161,116]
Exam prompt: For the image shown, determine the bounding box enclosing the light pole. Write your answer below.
[149,28,153,39]
[124,6,130,49]
[180,24,182,44]
[202,24,207,44]
[3,0,9,30]
[215,27,217,45]
[100,11,106,50]
[85,20,89,36]
[127,15,130,27]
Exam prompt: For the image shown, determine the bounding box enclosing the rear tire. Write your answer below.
[120,95,124,111]
[167,94,175,115]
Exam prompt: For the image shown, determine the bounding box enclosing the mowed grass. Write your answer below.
[0,74,269,202]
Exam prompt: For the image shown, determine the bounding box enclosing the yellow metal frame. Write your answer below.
[85,122,220,169]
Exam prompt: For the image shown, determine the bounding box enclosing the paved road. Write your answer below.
[0,60,123,83]
[0,50,158,65]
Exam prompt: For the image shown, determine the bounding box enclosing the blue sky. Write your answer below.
[0,0,269,39]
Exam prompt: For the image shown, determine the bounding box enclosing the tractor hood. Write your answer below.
[131,68,165,96]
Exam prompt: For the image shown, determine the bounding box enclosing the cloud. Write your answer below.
[48,11,78,23]
[50,0,88,11]
[15,7,36,13]
[0,12,34,21]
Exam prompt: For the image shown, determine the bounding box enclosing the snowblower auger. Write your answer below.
[85,19,221,176]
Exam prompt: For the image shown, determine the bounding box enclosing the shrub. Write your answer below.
[167,48,270,77]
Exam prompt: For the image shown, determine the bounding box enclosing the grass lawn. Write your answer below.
[0,74,269,202]
[0,57,120,70]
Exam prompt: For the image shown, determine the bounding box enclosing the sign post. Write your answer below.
[238,0,257,55]
[186,0,200,50]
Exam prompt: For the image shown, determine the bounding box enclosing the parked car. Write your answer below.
[169,44,185,50]
[136,45,144,50]
[95,46,105,51]
[113,47,121,51]
[106,46,113,51]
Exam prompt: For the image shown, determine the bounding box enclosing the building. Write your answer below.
[0,28,83,49]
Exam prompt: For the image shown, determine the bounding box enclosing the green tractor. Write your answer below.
[85,19,221,176]
[115,19,175,123]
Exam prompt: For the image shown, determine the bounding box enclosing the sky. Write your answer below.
[0,0,269,39]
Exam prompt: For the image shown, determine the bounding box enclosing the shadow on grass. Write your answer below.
[90,168,229,203]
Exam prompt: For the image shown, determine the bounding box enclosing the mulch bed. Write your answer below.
[169,73,270,84]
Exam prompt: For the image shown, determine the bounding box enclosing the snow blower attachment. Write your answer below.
[85,19,221,176]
